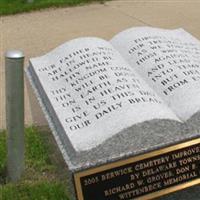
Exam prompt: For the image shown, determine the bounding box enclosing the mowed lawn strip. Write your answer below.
[0,0,108,15]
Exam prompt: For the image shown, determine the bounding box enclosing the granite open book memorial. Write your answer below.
[27,27,200,200]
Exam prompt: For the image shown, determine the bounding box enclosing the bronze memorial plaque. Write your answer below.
[74,138,200,200]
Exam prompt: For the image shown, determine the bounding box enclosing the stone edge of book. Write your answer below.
[26,62,200,167]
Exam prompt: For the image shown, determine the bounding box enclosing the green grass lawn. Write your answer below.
[0,0,107,15]
[0,127,69,200]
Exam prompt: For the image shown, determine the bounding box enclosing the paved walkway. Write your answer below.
[1,0,200,129]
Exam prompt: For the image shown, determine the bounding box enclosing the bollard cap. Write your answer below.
[5,50,24,59]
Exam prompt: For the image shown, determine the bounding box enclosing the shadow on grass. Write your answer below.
[0,130,6,184]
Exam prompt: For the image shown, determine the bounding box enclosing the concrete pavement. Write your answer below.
[1,0,200,129]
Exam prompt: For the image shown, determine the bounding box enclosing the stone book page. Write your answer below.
[29,37,178,152]
[111,27,200,121]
